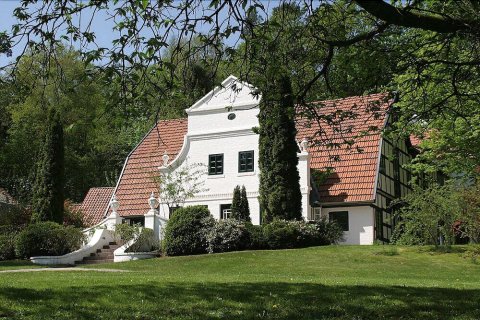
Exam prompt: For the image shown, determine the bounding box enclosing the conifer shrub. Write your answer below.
[205,219,250,253]
[14,222,84,258]
[163,206,214,256]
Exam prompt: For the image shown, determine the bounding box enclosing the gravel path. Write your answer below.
[0,267,129,273]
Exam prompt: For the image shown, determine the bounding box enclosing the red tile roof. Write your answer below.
[115,119,188,217]
[80,187,114,226]
[112,94,391,216]
[296,93,392,203]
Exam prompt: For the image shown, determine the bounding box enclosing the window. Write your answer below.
[209,154,223,175]
[329,211,349,231]
[124,217,145,227]
[379,155,386,174]
[238,150,254,172]
[312,207,322,221]
[220,204,231,219]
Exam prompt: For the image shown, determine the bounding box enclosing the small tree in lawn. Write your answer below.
[31,108,65,224]
[156,161,207,213]
[230,185,242,220]
[239,185,251,222]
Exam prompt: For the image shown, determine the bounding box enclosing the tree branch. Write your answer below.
[354,0,472,33]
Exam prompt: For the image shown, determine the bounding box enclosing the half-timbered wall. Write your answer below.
[374,137,414,242]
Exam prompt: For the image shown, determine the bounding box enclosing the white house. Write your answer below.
[81,75,418,245]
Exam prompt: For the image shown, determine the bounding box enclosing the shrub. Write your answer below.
[15,222,85,259]
[206,219,250,253]
[261,219,343,250]
[114,223,157,253]
[311,218,344,245]
[163,206,214,256]
[262,220,302,249]
[245,223,267,249]
[0,232,17,261]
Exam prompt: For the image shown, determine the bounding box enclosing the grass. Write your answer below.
[1,245,479,319]
[0,260,42,271]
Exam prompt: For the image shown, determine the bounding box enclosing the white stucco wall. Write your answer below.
[321,205,375,245]
[158,76,311,225]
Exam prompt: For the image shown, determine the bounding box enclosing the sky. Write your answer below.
[0,0,279,68]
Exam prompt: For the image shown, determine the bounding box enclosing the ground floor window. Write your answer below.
[220,204,231,219]
[329,211,349,231]
[311,207,322,221]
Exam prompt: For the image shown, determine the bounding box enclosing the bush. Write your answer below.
[263,220,302,249]
[262,219,343,250]
[245,223,267,249]
[206,219,250,253]
[0,232,17,261]
[163,206,214,256]
[311,218,344,245]
[114,223,157,253]
[15,222,85,259]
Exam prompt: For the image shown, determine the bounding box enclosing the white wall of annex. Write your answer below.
[321,205,375,245]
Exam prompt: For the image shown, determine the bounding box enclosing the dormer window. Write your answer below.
[209,154,224,175]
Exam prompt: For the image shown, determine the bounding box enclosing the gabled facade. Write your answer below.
[85,76,418,245]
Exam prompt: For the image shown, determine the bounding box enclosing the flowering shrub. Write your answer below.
[205,219,250,253]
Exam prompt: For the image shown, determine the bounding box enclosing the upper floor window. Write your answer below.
[238,150,254,172]
[209,154,223,175]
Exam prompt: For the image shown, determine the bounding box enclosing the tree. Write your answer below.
[230,185,242,220]
[230,185,251,222]
[31,108,65,223]
[392,183,460,247]
[239,185,251,222]
[258,74,302,222]
[156,162,208,211]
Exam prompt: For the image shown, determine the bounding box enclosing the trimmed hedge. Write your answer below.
[163,206,214,256]
[14,222,85,259]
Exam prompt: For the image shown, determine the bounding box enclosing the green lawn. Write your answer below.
[1,245,479,319]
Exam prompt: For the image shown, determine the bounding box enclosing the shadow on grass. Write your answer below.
[0,282,479,319]
[0,260,36,269]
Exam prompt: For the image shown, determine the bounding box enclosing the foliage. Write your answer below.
[14,221,85,259]
[156,162,207,210]
[258,75,302,222]
[261,219,342,250]
[205,219,250,254]
[239,186,251,222]
[30,108,65,223]
[392,183,460,246]
[456,181,480,244]
[63,200,84,228]
[163,206,214,256]
[0,203,30,227]
[230,185,241,220]
[0,231,17,261]
[244,223,267,250]
[311,218,345,245]
[114,223,157,253]
[230,185,251,222]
